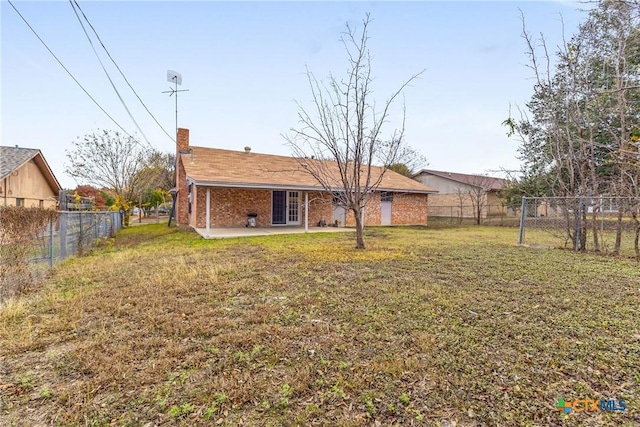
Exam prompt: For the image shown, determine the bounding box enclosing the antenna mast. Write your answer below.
[162,70,189,141]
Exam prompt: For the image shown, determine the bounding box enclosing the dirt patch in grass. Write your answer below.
[1,224,638,426]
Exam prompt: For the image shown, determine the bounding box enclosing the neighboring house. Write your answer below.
[0,146,62,208]
[174,128,435,233]
[413,169,511,219]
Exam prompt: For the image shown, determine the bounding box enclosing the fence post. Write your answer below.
[600,195,604,231]
[575,197,583,251]
[49,220,54,268]
[79,211,83,255]
[59,213,68,260]
[518,197,527,245]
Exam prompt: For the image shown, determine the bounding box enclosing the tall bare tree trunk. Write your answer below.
[353,208,365,249]
[284,14,424,250]
[633,210,640,259]
[614,208,623,255]
[591,207,601,252]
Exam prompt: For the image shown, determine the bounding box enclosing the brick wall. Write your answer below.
[190,187,429,228]
[343,192,428,226]
[193,189,345,228]
[307,192,334,227]
[343,194,379,226]
[194,187,271,228]
[175,128,190,225]
[391,193,428,224]
[190,183,198,226]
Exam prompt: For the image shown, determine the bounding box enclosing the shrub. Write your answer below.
[0,206,58,301]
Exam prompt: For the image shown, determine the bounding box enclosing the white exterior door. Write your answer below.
[381,201,392,225]
[332,205,346,227]
[287,191,301,225]
[272,191,301,225]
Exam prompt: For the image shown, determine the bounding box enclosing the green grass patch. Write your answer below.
[0,224,638,426]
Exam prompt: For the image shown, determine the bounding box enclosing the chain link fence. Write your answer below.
[428,204,520,227]
[518,196,640,256]
[31,211,123,267]
[2,210,122,301]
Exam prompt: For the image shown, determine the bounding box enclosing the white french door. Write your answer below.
[272,191,301,225]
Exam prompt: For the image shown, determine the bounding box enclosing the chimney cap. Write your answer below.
[244,146,251,153]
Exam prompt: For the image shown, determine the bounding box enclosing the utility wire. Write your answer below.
[72,0,177,144]
[7,0,134,139]
[69,0,153,149]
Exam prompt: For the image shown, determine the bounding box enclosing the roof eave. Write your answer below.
[190,180,324,191]
[0,150,62,194]
[189,179,436,194]
[33,152,62,194]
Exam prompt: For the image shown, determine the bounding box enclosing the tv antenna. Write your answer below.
[162,70,189,141]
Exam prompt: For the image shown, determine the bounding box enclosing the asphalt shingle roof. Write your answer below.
[0,146,41,179]
[415,169,509,191]
[181,146,435,193]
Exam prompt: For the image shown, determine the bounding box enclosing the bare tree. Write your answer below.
[66,130,161,224]
[468,175,494,225]
[284,14,424,249]
[454,175,496,225]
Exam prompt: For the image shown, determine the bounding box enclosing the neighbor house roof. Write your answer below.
[0,145,62,194]
[414,169,508,191]
[181,146,435,194]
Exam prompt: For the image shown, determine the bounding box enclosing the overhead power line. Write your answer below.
[71,0,177,144]
[69,0,153,148]
[6,0,134,139]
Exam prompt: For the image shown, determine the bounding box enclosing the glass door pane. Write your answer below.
[288,191,300,223]
[272,191,286,225]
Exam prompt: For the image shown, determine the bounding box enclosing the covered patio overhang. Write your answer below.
[188,179,333,238]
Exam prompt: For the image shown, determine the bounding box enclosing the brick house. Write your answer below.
[413,169,511,219]
[0,146,62,208]
[174,128,435,235]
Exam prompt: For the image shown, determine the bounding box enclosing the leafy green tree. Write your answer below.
[509,1,640,199]
[508,1,640,252]
[387,163,413,177]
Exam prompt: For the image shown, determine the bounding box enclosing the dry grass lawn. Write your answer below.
[0,224,639,426]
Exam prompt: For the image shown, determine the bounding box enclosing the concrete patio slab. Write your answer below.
[194,226,355,239]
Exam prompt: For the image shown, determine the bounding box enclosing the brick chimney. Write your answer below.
[175,128,190,226]
[177,128,190,152]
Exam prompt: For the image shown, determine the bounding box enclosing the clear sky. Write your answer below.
[2,1,586,189]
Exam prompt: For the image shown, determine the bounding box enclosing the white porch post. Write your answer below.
[304,191,309,233]
[205,187,211,238]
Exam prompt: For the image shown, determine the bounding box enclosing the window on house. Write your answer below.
[332,193,346,206]
[39,200,44,208]
[381,191,394,202]
[16,198,24,207]
[188,184,193,214]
